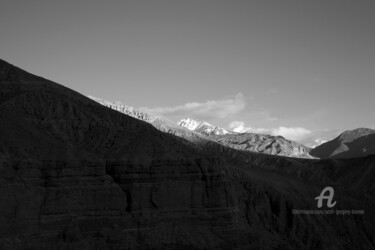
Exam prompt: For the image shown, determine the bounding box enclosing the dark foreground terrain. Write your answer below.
[0,59,374,249]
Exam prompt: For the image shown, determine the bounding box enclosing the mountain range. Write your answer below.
[1,58,374,249]
[177,118,232,135]
[178,118,315,158]
[89,99,315,159]
[88,98,375,160]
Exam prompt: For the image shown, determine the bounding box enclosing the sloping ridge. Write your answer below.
[0,59,374,249]
[0,59,202,162]
[311,128,375,159]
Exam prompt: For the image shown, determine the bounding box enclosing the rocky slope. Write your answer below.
[0,59,374,249]
[310,128,375,159]
[210,133,314,159]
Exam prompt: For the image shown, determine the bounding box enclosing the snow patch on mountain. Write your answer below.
[177,118,232,135]
[177,118,201,130]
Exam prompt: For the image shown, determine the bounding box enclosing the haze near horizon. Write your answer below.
[1,0,374,146]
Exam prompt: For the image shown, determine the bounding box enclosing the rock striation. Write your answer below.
[0,58,374,249]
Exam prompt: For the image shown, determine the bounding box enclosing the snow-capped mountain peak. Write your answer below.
[177,118,231,136]
[176,118,201,130]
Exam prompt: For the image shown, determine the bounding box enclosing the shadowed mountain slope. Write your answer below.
[311,128,375,159]
[0,59,374,249]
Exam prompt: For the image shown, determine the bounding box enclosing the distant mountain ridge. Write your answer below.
[177,118,315,159]
[177,118,233,135]
[310,128,375,159]
[88,100,314,158]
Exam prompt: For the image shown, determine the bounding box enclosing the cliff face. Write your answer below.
[0,59,374,249]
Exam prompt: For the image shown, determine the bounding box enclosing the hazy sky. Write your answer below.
[1,1,374,145]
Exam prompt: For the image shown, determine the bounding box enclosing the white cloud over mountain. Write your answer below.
[229,121,312,142]
[310,138,328,148]
[299,129,342,148]
[141,93,245,119]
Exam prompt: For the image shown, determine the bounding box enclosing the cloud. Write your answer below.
[229,121,269,134]
[229,121,312,141]
[310,138,328,148]
[271,127,312,141]
[141,93,245,119]
[299,129,342,148]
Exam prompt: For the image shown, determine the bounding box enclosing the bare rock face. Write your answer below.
[0,59,374,249]
[210,133,315,159]
[311,128,375,159]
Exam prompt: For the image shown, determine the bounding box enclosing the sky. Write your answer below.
[1,0,375,146]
